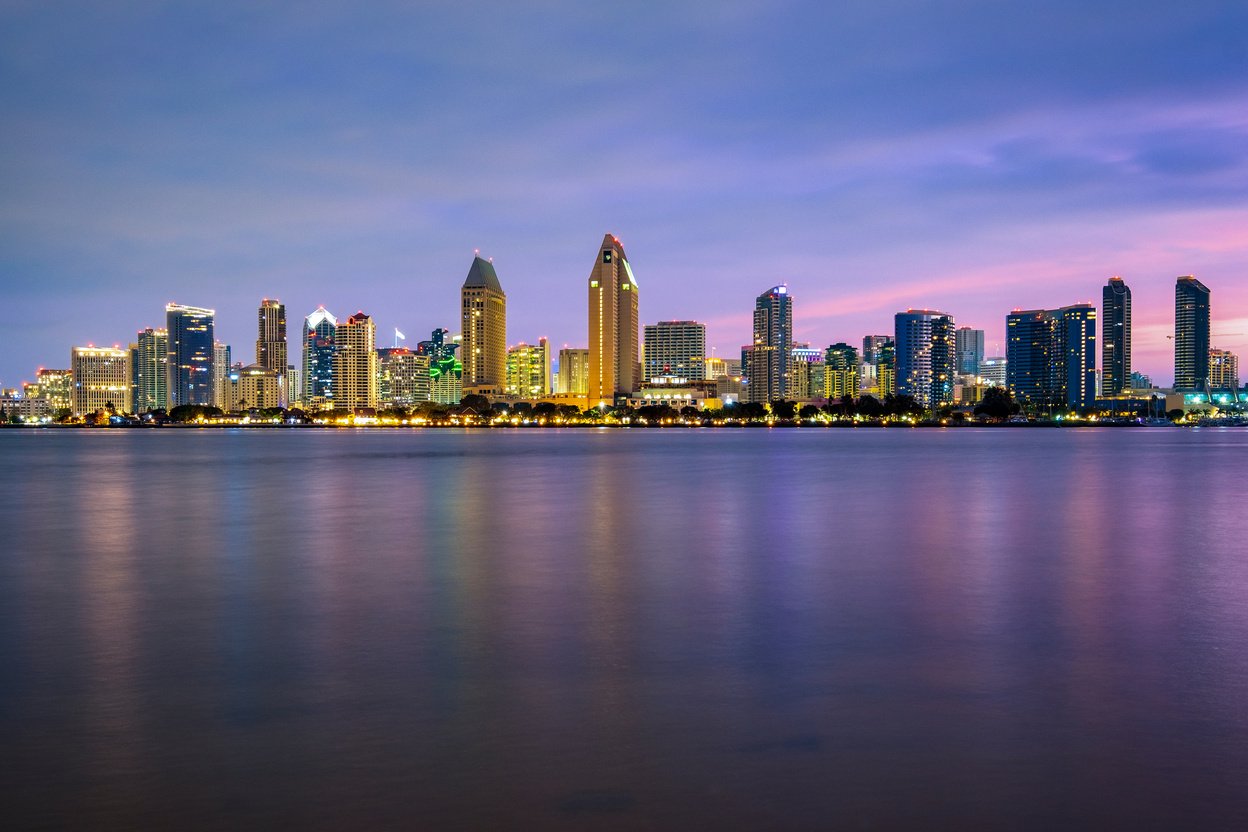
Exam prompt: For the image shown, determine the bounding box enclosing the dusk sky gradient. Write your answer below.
[3,1,1247,387]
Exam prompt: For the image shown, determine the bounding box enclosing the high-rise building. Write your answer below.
[789,345,823,401]
[1101,276,1132,396]
[212,342,231,410]
[29,368,72,412]
[333,312,377,410]
[461,256,507,394]
[744,286,793,403]
[1006,304,1097,409]
[862,335,892,365]
[955,327,985,376]
[165,304,215,408]
[980,357,1007,388]
[418,328,462,405]
[895,310,956,408]
[875,340,896,398]
[824,343,860,401]
[376,347,431,406]
[643,321,706,381]
[302,306,337,407]
[257,299,288,373]
[1209,348,1239,391]
[506,338,551,398]
[72,346,131,416]
[1174,276,1211,390]
[557,348,589,397]
[130,327,168,413]
[587,233,639,406]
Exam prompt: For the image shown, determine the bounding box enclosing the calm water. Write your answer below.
[1,428,1246,830]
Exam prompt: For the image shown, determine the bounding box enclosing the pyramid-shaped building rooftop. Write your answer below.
[463,255,504,294]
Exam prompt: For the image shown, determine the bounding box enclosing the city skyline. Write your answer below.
[3,3,1247,388]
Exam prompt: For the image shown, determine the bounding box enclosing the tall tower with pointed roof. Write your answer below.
[587,233,639,407]
[460,255,507,395]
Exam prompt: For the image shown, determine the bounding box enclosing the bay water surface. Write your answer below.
[2,428,1246,829]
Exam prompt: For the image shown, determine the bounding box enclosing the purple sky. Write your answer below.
[3,1,1247,387]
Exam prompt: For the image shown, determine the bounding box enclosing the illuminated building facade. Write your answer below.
[506,338,551,398]
[212,342,231,410]
[1101,276,1132,396]
[824,343,860,401]
[302,306,337,407]
[376,347,431,406]
[862,335,891,364]
[257,299,287,373]
[875,341,896,397]
[1006,303,1097,409]
[131,327,168,413]
[895,310,955,408]
[745,285,793,403]
[557,348,589,396]
[588,233,639,407]
[333,311,378,410]
[28,368,72,412]
[643,321,706,382]
[461,256,507,395]
[72,346,131,415]
[166,303,215,408]
[789,345,822,401]
[418,328,462,405]
[980,357,1007,387]
[1174,276,1211,390]
[1209,348,1239,391]
[226,364,284,410]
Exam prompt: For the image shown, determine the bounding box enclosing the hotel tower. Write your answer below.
[587,234,639,407]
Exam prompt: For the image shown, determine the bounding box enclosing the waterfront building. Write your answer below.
[789,346,823,401]
[28,368,73,412]
[506,338,551,398]
[875,341,897,397]
[955,327,985,376]
[0,395,51,421]
[557,348,589,397]
[980,357,1007,387]
[333,312,378,410]
[1209,348,1239,392]
[895,310,956,408]
[1174,276,1211,390]
[130,327,168,413]
[744,285,793,402]
[1129,371,1153,390]
[286,365,301,409]
[165,303,215,408]
[72,346,131,415]
[377,347,431,406]
[302,306,337,407]
[461,256,507,395]
[257,299,288,373]
[1101,277,1132,396]
[1006,304,1097,410]
[227,364,284,410]
[418,328,462,405]
[643,321,706,382]
[824,343,860,401]
[212,342,231,411]
[587,233,640,407]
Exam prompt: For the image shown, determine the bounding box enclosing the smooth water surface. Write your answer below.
[2,428,1246,830]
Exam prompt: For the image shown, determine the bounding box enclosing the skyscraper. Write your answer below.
[302,306,337,407]
[587,233,639,407]
[557,348,589,397]
[1101,276,1132,396]
[461,256,507,394]
[165,303,215,408]
[212,342,231,411]
[862,335,892,365]
[418,328,462,405]
[1174,276,1211,390]
[955,327,985,376]
[643,321,706,381]
[1006,304,1097,409]
[824,343,860,401]
[745,286,793,403]
[72,346,131,416]
[257,298,287,373]
[333,312,378,410]
[895,310,956,408]
[131,326,168,413]
[506,338,551,398]
[376,347,431,406]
